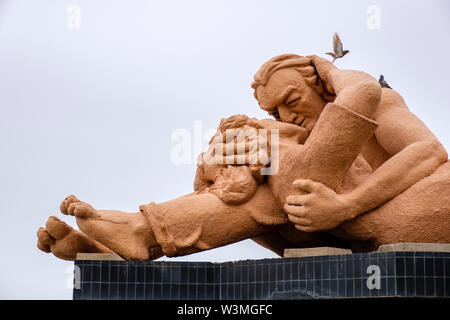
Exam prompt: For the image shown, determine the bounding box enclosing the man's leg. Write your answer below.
[338,161,450,246]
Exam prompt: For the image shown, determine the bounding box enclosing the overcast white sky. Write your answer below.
[0,0,448,299]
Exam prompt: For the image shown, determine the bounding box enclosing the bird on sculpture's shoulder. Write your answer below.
[325,32,349,63]
[378,75,392,89]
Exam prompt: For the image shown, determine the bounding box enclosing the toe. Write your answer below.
[45,216,73,240]
[37,227,54,253]
[60,194,80,215]
[37,227,55,246]
[67,202,77,216]
[37,241,51,253]
[70,202,97,218]
[60,202,69,215]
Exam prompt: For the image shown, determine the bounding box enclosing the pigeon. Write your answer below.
[378,75,392,89]
[326,32,349,63]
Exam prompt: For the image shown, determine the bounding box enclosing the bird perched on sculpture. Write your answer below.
[378,75,392,89]
[326,32,349,63]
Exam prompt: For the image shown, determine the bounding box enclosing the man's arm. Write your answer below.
[284,101,447,231]
[310,55,381,120]
[313,57,447,215]
[285,59,447,232]
[344,90,448,217]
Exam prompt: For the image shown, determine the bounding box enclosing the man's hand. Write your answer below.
[308,55,381,118]
[284,179,357,232]
[308,55,338,94]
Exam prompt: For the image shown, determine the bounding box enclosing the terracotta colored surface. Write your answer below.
[37,54,450,261]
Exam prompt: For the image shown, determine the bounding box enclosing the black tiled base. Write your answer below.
[73,252,450,300]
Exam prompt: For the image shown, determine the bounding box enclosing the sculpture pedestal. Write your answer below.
[73,250,450,300]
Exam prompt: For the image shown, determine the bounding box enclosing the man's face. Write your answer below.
[255,68,326,134]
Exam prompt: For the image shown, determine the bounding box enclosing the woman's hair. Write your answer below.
[251,54,335,105]
[196,115,270,205]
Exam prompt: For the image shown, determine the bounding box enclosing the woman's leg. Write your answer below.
[37,215,114,261]
[140,185,287,257]
[44,186,287,260]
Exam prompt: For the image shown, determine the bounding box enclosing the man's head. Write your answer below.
[251,54,334,133]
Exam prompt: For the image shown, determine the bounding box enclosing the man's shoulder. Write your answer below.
[374,88,411,120]
[379,88,409,109]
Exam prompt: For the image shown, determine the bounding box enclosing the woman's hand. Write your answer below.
[284,179,358,232]
[210,117,308,166]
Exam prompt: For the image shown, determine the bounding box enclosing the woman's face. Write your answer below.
[255,68,326,134]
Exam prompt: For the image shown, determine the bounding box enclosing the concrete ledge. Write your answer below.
[284,247,352,258]
[75,253,124,261]
[377,242,450,253]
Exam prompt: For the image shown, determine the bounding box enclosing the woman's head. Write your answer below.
[251,54,334,133]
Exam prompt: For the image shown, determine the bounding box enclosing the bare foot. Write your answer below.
[37,216,113,261]
[60,195,158,260]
